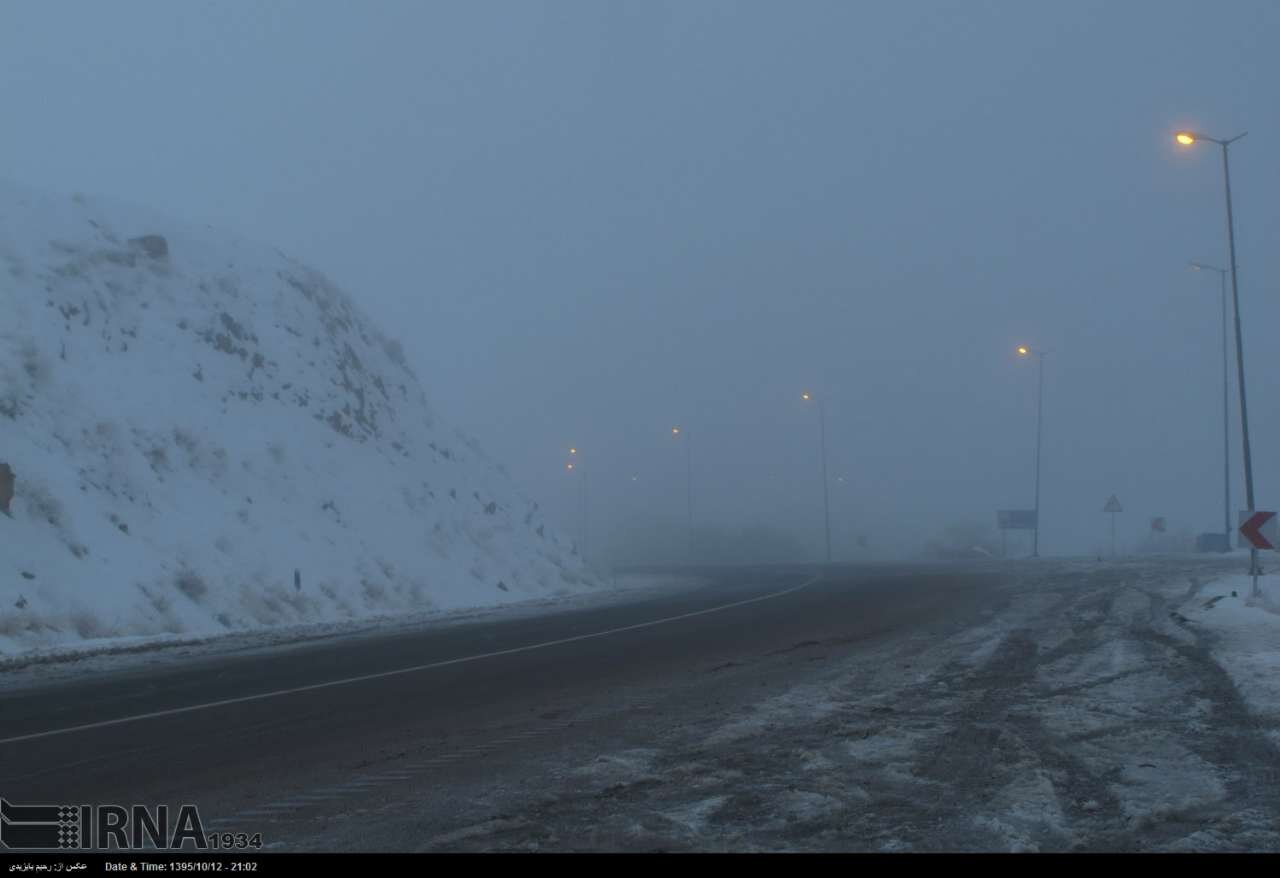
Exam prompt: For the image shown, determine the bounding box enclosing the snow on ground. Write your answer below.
[0,178,596,655]
[375,560,1279,852]
[1184,573,1280,749]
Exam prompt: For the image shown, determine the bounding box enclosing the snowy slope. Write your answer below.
[0,179,594,654]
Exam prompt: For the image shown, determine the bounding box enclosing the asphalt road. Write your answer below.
[2,557,1265,852]
[0,564,998,844]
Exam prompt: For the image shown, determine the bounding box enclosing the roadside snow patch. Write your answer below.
[1186,573,1280,746]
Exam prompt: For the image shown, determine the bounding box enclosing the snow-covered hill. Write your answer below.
[0,179,595,654]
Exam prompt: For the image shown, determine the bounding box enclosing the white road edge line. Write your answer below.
[0,575,821,746]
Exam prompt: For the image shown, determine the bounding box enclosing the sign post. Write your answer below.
[1238,510,1276,596]
[997,510,1038,558]
[1103,495,1123,557]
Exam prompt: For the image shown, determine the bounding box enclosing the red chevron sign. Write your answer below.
[1238,511,1278,550]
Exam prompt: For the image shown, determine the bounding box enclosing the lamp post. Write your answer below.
[1015,345,1046,558]
[671,426,694,562]
[567,447,587,561]
[1190,261,1232,551]
[801,392,832,564]
[1176,130,1258,585]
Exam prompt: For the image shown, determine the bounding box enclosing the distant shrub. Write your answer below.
[145,445,168,472]
[23,482,63,528]
[0,387,18,419]
[209,446,229,479]
[21,342,50,386]
[71,610,109,640]
[2,249,25,279]
[382,336,407,369]
[0,612,28,639]
[361,580,387,606]
[128,235,169,260]
[138,584,170,615]
[172,427,199,455]
[175,569,208,602]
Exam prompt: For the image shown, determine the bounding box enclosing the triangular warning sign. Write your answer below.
[1103,495,1123,513]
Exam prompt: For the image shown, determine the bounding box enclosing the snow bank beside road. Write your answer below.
[0,572,704,691]
[1185,574,1280,748]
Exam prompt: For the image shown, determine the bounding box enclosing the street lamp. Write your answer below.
[671,426,694,561]
[1177,129,1257,582]
[1190,261,1232,551]
[566,447,587,561]
[1016,345,1047,558]
[801,392,832,564]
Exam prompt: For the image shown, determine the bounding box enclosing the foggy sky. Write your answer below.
[3,0,1278,559]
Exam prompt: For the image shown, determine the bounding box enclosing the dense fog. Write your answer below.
[4,0,1277,565]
